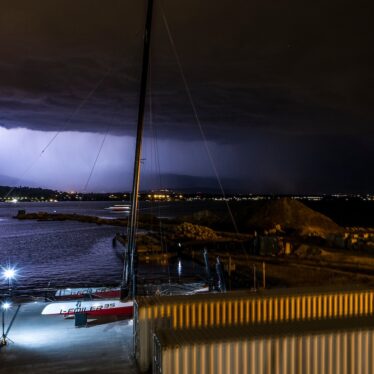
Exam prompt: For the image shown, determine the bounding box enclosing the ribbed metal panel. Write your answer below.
[154,326,374,374]
[136,288,374,372]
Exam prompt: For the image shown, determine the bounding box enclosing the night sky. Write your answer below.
[0,0,373,193]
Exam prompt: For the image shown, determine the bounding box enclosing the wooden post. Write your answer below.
[262,261,266,289]
[228,256,232,290]
[253,264,257,290]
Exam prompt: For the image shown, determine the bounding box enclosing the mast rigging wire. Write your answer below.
[160,4,252,270]
[2,68,111,200]
[2,28,144,200]
[78,110,121,209]
[41,69,112,156]
[81,127,110,193]
[147,59,171,281]
[160,5,239,235]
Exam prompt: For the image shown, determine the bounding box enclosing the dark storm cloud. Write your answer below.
[0,0,372,141]
[0,0,373,193]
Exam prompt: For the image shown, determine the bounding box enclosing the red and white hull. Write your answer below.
[42,299,133,317]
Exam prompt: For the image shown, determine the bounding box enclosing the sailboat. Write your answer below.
[42,0,208,317]
[104,204,131,212]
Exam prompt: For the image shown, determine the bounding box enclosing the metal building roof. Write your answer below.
[136,284,374,307]
[155,316,374,348]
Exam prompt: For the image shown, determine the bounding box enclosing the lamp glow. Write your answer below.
[3,268,16,280]
[1,301,12,346]
[2,302,10,310]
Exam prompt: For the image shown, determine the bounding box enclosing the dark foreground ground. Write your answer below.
[1,301,137,374]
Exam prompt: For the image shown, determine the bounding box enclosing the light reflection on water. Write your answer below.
[178,259,182,277]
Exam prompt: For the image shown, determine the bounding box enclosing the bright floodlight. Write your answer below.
[2,302,10,310]
[3,268,16,280]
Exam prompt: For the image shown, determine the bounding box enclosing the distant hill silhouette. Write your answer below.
[247,197,343,236]
[0,185,59,199]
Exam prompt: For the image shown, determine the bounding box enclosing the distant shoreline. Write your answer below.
[15,210,127,227]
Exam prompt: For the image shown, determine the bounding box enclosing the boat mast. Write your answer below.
[122,0,154,299]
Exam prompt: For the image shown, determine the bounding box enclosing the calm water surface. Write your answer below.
[0,201,211,292]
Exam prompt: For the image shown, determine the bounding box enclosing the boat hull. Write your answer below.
[54,287,121,300]
[42,299,133,317]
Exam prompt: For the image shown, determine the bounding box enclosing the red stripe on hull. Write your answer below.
[84,306,133,317]
[56,306,134,317]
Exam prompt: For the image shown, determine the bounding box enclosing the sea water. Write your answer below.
[0,201,208,292]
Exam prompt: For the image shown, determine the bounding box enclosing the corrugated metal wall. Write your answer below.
[135,289,374,372]
[155,329,374,374]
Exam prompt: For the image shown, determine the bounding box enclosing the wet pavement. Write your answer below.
[1,301,138,373]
